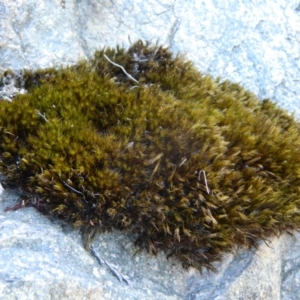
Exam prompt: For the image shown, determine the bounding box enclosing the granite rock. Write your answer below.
[1,0,299,114]
[1,189,300,300]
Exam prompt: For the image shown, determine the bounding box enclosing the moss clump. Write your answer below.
[1,40,300,272]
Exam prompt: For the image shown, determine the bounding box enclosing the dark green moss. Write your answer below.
[1,40,300,272]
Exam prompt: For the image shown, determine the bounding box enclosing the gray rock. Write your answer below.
[1,0,299,115]
[0,70,27,101]
[0,0,300,299]
[1,189,300,300]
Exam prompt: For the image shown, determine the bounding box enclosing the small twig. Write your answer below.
[179,157,187,167]
[36,110,50,123]
[4,131,15,136]
[198,170,210,194]
[89,244,131,285]
[63,181,85,199]
[89,244,105,265]
[104,54,139,84]
[125,86,139,93]
[104,260,124,283]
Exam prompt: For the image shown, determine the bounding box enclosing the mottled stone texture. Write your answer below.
[1,190,299,300]
[0,0,300,299]
[1,0,300,114]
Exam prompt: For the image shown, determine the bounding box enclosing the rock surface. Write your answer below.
[1,189,300,300]
[1,0,300,114]
[0,0,300,299]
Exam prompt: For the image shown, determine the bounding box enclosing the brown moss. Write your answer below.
[1,40,300,272]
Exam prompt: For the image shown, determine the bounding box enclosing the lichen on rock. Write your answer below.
[1,40,300,272]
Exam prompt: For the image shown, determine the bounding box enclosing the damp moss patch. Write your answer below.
[1,41,300,272]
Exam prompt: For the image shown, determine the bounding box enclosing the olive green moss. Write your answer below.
[1,40,300,272]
